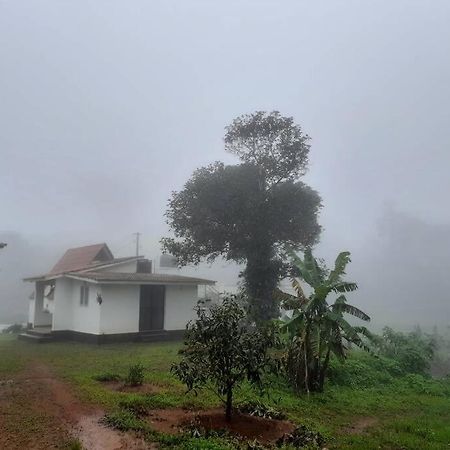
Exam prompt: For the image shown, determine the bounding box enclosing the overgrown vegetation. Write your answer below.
[238,400,286,420]
[276,425,326,448]
[1,323,25,334]
[172,296,277,420]
[92,371,122,382]
[278,249,372,393]
[373,326,436,375]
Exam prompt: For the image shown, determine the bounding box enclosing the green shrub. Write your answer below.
[118,396,150,416]
[238,400,286,420]
[101,410,146,431]
[276,425,326,449]
[374,327,435,375]
[328,352,402,388]
[172,296,277,421]
[93,372,122,382]
[2,323,25,334]
[61,438,84,450]
[126,363,145,386]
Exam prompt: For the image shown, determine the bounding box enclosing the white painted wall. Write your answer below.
[165,285,198,330]
[99,284,140,333]
[49,276,200,335]
[28,298,35,325]
[71,279,101,334]
[52,278,101,334]
[98,283,198,333]
[52,278,74,331]
[33,282,52,326]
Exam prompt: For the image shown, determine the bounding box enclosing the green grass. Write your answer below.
[1,336,449,449]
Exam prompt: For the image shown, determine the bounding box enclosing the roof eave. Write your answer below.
[23,274,63,282]
[93,280,216,286]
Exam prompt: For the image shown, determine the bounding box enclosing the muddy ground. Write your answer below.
[0,362,150,450]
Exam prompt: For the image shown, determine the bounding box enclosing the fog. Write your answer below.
[1,1,449,328]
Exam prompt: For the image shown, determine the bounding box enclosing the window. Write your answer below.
[80,285,89,306]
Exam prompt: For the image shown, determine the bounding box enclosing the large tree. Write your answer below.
[162,111,322,322]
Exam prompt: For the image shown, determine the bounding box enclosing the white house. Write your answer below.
[21,243,215,343]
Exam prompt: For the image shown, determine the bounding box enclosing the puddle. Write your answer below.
[75,414,151,450]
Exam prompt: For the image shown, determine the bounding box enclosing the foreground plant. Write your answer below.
[172,296,277,421]
[278,249,372,393]
[125,363,145,386]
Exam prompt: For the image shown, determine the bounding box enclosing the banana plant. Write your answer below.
[277,248,372,393]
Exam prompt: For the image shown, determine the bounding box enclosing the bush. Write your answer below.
[92,372,122,382]
[374,327,435,375]
[101,410,146,431]
[276,425,326,448]
[2,323,25,334]
[125,363,145,386]
[118,396,150,416]
[62,438,84,450]
[171,296,278,421]
[238,400,286,420]
[328,352,403,388]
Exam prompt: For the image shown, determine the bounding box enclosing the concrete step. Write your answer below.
[27,329,52,337]
[137,330,169,342]
[18,333,55,343]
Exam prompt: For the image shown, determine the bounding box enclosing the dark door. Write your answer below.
[139,285,165,331]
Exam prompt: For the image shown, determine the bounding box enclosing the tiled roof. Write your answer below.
[68,271,215,285]
[23,256,142,282]
[50,243,113,275]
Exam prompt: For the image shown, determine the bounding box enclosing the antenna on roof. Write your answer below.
[133,232,141,257]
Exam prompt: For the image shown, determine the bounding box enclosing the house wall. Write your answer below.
[71,279,101,334]
[33,282,52,326]
[52,278,74,331]
[52,278,101,334]
[99,284,140,333]
[165,285,198,330]
[98,283,198,334]
[28,298,35,325]
[50,277,200,335]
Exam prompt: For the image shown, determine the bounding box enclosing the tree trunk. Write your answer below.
[318,348,331,392]
[244,248,281,323]
[225,385,233,422]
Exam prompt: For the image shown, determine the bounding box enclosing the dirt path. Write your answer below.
[0,362,152,450]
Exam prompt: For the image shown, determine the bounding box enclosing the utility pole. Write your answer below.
[133,232,141,257]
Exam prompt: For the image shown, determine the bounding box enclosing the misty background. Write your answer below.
[1,1,449,329]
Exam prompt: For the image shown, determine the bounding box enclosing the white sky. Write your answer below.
[1,0,450,327]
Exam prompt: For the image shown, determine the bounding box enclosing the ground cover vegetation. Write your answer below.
[1,330,449,449]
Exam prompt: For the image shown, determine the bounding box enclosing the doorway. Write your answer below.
[139,285,165,331]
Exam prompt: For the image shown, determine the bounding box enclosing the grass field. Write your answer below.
[1,334,449,449]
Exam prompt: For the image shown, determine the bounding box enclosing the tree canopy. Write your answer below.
[162,111,322,322]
